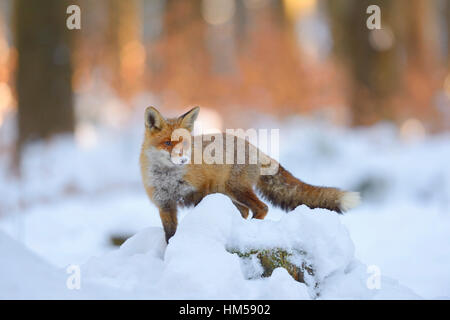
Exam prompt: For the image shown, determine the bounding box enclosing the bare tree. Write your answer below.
[14,0,74,159]
[325,0,404,125]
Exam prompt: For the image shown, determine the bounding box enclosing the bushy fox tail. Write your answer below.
[257,165,360,214]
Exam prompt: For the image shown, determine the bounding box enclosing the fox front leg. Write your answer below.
[159,204,178,243]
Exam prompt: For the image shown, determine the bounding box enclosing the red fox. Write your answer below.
[140,106,361,242]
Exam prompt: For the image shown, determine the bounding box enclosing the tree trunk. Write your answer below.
[325,0,404,125]
[14,0,74,153]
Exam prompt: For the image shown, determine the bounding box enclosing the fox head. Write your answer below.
[143,106,199,164]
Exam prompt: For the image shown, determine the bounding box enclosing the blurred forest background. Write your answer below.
[1,1,450,299]
[0,0,448,165]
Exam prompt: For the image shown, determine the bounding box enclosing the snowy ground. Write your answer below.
[0,113,449,299]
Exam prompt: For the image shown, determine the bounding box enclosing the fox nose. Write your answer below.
[180,158,187,164]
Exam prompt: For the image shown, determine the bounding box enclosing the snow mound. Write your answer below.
[0,231,122,299]
[80,195,420,299]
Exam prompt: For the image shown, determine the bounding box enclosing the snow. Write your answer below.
[0,113,449,299]
[0,199,419,299]
[76,198,420,299]
[0,231,123,299]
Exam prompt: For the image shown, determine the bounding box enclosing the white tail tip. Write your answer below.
[339,192,361,212]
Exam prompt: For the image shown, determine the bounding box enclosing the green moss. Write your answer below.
[228,247,314,284]
[109,234,132,247]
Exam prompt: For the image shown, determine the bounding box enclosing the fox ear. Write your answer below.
[178,107,199,131]
[145,106,166,131]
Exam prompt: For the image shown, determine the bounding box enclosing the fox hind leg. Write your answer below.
[228,187,268,220]
[232,201,250,219]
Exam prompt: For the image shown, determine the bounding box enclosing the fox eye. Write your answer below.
[164,141,172,146]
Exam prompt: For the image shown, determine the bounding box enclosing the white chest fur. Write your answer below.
[145,147,196,207]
